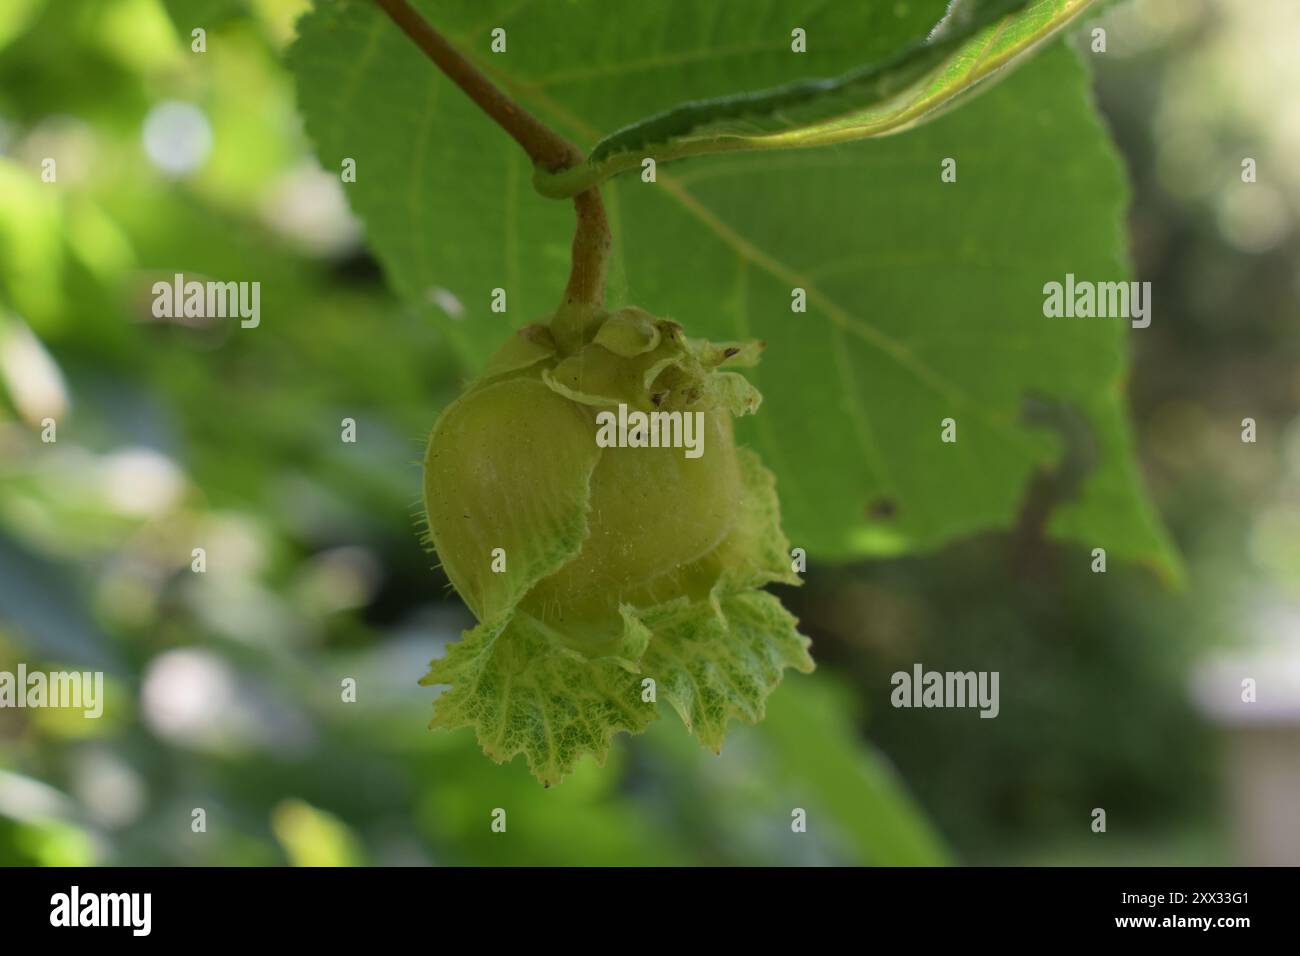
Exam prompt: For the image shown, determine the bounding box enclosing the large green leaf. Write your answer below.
[290,0,1177,577]
[536,0,1096,198]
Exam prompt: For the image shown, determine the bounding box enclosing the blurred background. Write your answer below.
[1,0,1297,866]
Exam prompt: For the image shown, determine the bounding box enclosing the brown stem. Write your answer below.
[562,188,610,309]
[374,0,609,309]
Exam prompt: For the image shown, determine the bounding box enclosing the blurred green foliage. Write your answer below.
[0,0,1296,866]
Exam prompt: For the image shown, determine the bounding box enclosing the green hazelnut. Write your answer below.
[422,306,764,647]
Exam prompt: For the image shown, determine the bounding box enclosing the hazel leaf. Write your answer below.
[291,0,1179,577]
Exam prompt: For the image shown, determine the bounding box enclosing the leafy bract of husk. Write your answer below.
[421,312,811,785]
